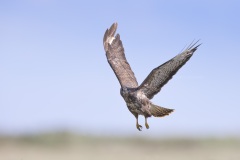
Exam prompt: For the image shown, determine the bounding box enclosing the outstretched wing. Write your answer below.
[103,23,138,88]
[138,42,201,99]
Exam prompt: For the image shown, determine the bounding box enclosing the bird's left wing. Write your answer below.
[103,23,138,88]
[138,42,201,99]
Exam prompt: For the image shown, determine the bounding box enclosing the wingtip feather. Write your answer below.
[108,22,118,37]
[103,22,119,52]
[184,39,202,53]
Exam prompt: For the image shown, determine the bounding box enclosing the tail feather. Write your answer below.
[150,104,174,117]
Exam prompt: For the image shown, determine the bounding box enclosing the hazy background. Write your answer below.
[1,0,240,138]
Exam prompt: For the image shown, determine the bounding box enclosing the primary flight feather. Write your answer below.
[103,22,201,131]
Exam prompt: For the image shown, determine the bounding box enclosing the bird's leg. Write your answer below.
[145,117,149,129]
[135,115,142,131]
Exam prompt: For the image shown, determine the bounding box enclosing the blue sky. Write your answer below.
[0,0,240,137]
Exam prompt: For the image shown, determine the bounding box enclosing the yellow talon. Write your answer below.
[145,122,149,129]
[145,117,149,129]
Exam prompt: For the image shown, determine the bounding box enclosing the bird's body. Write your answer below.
[103,23,201,131]
[121,87,151,117]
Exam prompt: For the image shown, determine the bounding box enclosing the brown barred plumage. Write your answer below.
[103,22,201,131]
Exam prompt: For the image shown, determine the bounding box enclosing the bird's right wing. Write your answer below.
[138,42,201,99]
[103,23,138,88]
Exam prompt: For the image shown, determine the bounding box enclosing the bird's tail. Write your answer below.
[150,104,174,117]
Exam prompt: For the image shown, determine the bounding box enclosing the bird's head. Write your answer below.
[120,87,129,98]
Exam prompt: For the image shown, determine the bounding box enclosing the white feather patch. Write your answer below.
[108,37,115,45]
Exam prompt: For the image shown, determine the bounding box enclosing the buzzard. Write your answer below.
[103,23,201,131]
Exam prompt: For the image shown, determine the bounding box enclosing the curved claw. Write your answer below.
[137,124,142,131]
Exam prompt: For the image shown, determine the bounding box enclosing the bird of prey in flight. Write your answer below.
[103,22,201,131]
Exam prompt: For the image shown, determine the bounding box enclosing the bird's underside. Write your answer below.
[103,22,201,131]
